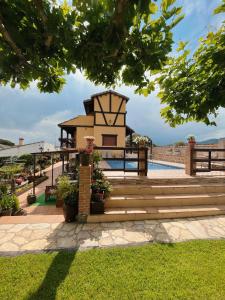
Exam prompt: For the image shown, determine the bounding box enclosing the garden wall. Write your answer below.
[151,144,218,164]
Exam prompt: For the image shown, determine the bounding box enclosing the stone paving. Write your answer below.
[1,215,225,255]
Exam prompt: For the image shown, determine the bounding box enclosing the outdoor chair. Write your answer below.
[45,185,57,202]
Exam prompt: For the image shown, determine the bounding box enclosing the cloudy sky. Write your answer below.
[0,0,224,146]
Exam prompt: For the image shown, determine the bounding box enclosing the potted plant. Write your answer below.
[91,179,112,214]
[133,135,150,147]
[63,187,78,222]
[27,192,36,205]
[0,194,17,216]
[56,176,78,222]
[187,135,196,144]
[79,149,91,166]
[92,168,104,181]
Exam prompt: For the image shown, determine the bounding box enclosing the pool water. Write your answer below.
[107,160,183,171]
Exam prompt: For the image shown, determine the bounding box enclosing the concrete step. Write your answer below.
[111,184,225,196]
[106,193,225,208]
[108,177,225,186]
[87,205,225,223]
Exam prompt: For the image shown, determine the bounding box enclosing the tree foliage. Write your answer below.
[0,139,14,146]
[153,1,225,127]
[0,0,183,93]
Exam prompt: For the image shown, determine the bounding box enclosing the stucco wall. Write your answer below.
[76,127,94,148]
[94,126,126,147]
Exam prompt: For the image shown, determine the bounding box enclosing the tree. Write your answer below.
[0,139,14,146]
[153,1,225,127]
[0,164,23,193]
[0,0,183,93]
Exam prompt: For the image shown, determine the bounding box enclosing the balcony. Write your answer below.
[59,137,75,148]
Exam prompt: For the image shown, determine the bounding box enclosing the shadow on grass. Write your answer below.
[28,250,76,300]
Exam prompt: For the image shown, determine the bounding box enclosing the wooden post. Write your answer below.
[78,165,91,223]
[185,141,196,176]
[51,154,54,186]
[33,154,36,195]
[139,142,147,177]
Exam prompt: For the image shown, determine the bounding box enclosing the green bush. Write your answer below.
[93,150,102,167]
[56,176,78,202]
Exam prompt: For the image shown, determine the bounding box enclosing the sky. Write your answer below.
[0,0,224,146]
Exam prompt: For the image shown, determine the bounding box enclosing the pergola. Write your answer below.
[31,149,78,195]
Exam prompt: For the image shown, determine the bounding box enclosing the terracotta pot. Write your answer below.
[63,203,78,223]
[27,194,36,205]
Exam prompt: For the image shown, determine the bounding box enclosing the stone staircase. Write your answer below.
[87,177,225,222]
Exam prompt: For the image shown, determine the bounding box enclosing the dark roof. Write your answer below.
[91,90,129,101]
[126,125,135,136]
[83,99,94,115]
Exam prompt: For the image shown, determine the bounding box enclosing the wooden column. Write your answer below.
[60,128,63,148]
[185,141,196,176]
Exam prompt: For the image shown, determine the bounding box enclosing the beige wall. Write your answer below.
[94,126,126,147]
[94,93,126,126]
[76,127,94,148]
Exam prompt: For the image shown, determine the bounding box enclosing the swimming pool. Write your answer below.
[106,160,183,171]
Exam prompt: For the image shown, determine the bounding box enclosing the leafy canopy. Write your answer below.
[0,0,183,93]
[153,0,225,127]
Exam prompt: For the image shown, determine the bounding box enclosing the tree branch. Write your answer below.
[33,0,53,49]
[0,13,26,62]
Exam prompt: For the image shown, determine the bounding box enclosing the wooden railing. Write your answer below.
[192,148,225,172]
[94,146,148,175]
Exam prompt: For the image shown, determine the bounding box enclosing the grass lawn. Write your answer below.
[1,240,225,300]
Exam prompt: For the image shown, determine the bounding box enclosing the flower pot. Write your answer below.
[91,200,105,214]
[63,203,78,223]
[1,208,13,216]
[80,153,90,166]
[27,194,36,205]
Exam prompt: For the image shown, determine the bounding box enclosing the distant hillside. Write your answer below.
[0,139,15,147]
[199,138,225,145]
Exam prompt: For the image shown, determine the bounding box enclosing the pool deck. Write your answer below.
[104,159,225,179]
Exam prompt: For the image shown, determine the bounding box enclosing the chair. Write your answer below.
[45,185,56,202]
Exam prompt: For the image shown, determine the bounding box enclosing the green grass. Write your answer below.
[1,240,225,299]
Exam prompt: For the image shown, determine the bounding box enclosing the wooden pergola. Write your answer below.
[31,149,78,195]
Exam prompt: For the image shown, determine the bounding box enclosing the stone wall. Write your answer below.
[151,146,186,164]
[151,144,218,164]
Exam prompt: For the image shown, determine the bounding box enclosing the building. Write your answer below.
[58,90,134,149]
[0,139,56,158]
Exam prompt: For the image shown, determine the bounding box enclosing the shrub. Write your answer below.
[93,150,102,167]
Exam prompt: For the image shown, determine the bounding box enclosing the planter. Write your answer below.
[1,208,13,216]
[63,203,78,223]
[91,201,105,214]
[91,192,104,202]
[56,197,63,208]
[80,153,90,166]
[27,194,36,205]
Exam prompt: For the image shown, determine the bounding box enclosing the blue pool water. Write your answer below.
[107,160,183,171]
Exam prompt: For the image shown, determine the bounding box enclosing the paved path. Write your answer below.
[18,161,62,208]
[1,215,225,255]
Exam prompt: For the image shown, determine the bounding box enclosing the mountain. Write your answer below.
[199,138,225,145]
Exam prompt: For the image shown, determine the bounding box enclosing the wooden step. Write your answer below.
[111,184,225,196]
[87,205,225,223]
[105,193,225,208]
[108,177,225,186]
